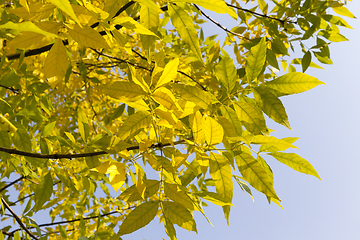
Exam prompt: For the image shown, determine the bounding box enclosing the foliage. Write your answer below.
[0,0,354,239]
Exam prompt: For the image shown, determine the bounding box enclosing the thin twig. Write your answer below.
[0,84,20,94]
[193,4,249,40]
[226,3,297,24]
[0,138,190,159]
[1,197,39,240]
[0,176,25,193]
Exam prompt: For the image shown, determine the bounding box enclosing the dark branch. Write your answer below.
[1,197,39,240]
[0,138,190,159]
[226,3,297,24]
[0,176,25,193]
[0,84,20,94]
[193,4,249,40]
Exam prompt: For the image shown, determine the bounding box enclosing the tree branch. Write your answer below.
[1,197,39,240]
[0,138,190,159]
[226,3,297,24]
[193,4,249,40]
[0,176,25,193]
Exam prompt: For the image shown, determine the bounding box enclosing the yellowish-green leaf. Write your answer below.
[49,0,82,25]
[118,201,159,235]
[164,183,195,210]
[263,72,324,96]
[217,116,238,138]
[135,0,162,13]
[43,39,70,79]
[171,84,214,109]
[332,6,355,18]
[0,21,57,37]
[0,115,17,133]
[253,87,291,129]
[140,4,159,61]
[98,81,146,102]
[252,135,298,152]
[169,4,203,63]
[103,0,126,19]
[152,87,180,111]
[215,56,237,93]
[245,37,267,81]
[172,0,237,19]
[209,153,233,203]
[68,25,109,48]
[233,100,269,136]
[156,58,179,89]
[268,152,321,179]
[235,153,279,200]
[196,191,233,206]
[118,111,151,140]
[220,105,242,136]
[164,217,177,240]
[233,175,254,202]
[113,17,158,36]
[202,116,224,145]
[34,172,53,211]
[9,4,55,21]
[128,64,150,93]
[162,201,197,233]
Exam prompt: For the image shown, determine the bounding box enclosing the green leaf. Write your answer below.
[302,51,312,72]
[245,37,267,81]
[235,153,279,200]
[49,0,82,25]
[118,201,159,235]
[13,129,31,152]
[98,81,146,102]
[162,201,197,233]
[266,49,279,70]
[172,0,237,18]
[34,172,53,211]
[164,183,195,210]
[42,121,56,137]
[202,116,224,145]
[171,84,214,109]
[233,99,269,136]
[263,72,324,96]
[215,56,237,93]
[169,4,203,63]
[253,87,291,129]
[268,152,321,179]
[209,153,233,203]
[118,111,151,140]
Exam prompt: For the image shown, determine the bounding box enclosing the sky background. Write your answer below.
[125,1,360,239]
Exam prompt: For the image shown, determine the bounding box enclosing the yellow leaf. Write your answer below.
[156,58,179,89]
[0,114,17,133]
[139,139,153,152]
[135,0,162,13]
[118,111,152,140]
[128,64,150,93]
[68,25,109,48]
[43,38,70,79]
[49,0,82,26]
[162,201,197,233]
[202,115,224,145]
[19,0,30,13]
[98,81,146,102]
[172,0,237,19]
[152,87,180,111]
[135,163,146,199]
[189,111,205,145]
[113,17,158,36]
[164,183,195,210]
[96,161,125,191]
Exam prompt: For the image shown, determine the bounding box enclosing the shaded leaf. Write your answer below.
[118,111,151,140]
[162,201,197,232]
[245,37,267,81]
[118,201,159,235]
[34,172,53,211]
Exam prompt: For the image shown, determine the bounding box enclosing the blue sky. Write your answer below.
[125,1,360,239]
